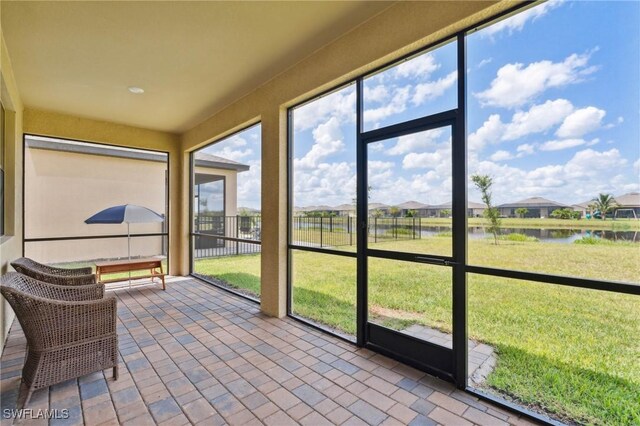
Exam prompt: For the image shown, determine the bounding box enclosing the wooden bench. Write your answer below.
[95,258,165,290]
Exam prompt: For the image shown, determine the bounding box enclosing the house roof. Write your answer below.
[333,204,355,211]
[397,201,429,209]
[26,135,168,163]
[613,192,640,207]
[498,197,567,208]
[429,201,485,209]
[194,152,250,172]
[368,203,390,210]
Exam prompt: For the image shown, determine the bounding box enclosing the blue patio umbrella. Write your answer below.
[85,204,164,260]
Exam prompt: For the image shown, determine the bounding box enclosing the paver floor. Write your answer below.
[0,277,538,426]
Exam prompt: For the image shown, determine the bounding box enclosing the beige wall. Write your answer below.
[24,147,167,263]
[181,1,515,317]
[23,109,184,275]
[1,29,25,352]
[194,166,238,218]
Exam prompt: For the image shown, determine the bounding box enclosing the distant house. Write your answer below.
[333,203,355,217]
[368,203,390,216]
[425,201,486,217]
[573,192,639,219]
[612,192,640,219]
[397,201,429,217]
[498,197,567,218]
[193,152,250,219]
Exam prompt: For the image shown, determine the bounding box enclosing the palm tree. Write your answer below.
[591,193,617,220]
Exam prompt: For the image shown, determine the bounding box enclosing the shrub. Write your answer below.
[499,233,538,242]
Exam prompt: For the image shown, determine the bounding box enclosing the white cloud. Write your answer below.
[370,142,385,152]
[634,159,640,174]
[294,87,356,132]
[489,150,514,161]
[516,143,535,156]
[503,99,574,140]
[207,146,253,162]
[564,148,627,179]
[475,51,597,108]
[394,53,439,79]
[402,145,451,170]
[364,86,410,124]
[294,117,344,169]
[556,106,606,138]
[469,114,504,151]
[469,99,576,151]
[539,138,586,151]
[482,1,562,37]
[386,128,444,155]
[412,71,457,105]
[478,58,493,68]
[364,85,389,103]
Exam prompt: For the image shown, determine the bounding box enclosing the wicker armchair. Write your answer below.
[11,257,96,286]
[0,272,118,408]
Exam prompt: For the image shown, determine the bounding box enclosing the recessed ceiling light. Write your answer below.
[128,86,144,94]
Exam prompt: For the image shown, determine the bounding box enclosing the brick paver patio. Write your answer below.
[0,277,538,426]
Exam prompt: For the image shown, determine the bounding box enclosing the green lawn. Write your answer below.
[194,237,639,425]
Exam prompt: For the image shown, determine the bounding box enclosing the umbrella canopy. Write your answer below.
[85,204,164,262]
[85,204,164,224]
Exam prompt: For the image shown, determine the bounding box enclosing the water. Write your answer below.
[420,226,640,243]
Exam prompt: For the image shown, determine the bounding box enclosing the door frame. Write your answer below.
[356,105,465,381]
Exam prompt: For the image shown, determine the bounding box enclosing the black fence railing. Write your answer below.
[193,215,429,259]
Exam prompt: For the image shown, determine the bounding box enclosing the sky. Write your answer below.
[198,123,262,210]
[290,0,640,208]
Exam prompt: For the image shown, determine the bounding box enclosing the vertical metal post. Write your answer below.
[320,217,323,248]
[356,78,367,347]
[236,216,240,255]
[452,33,469,389]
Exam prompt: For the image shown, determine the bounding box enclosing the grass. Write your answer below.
[194,236,640,425]
[194,253,261,297]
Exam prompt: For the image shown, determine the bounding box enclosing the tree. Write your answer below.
[592,193,617,220]
[440,209,451,218]
[372,209,383,218]
[471,174,501,245]
[405,209,417,218]
[389,206,400,217]
[515,208,528,218]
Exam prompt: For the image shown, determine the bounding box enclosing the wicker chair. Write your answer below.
[11,257,96,286]
[0,272,118,408]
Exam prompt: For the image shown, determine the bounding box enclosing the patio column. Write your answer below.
[260,107,288,317]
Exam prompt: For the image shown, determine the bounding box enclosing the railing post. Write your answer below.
[236,216,240,255]
[350,216,353,246]
[320,217,323,248]
[374,217,377,243]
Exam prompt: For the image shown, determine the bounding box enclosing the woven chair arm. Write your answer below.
[46,265,94,276]
[26,295,117,350]
[34,281,105,301]
[27,270,97,286]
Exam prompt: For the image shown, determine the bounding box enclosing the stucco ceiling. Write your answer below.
[1,1,394,133]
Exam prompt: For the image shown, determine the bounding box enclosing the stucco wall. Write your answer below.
[1,29,25,353]
[24,147,167,263]
[23,108,184,275]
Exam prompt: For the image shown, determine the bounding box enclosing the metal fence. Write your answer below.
[194,215,427,258]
